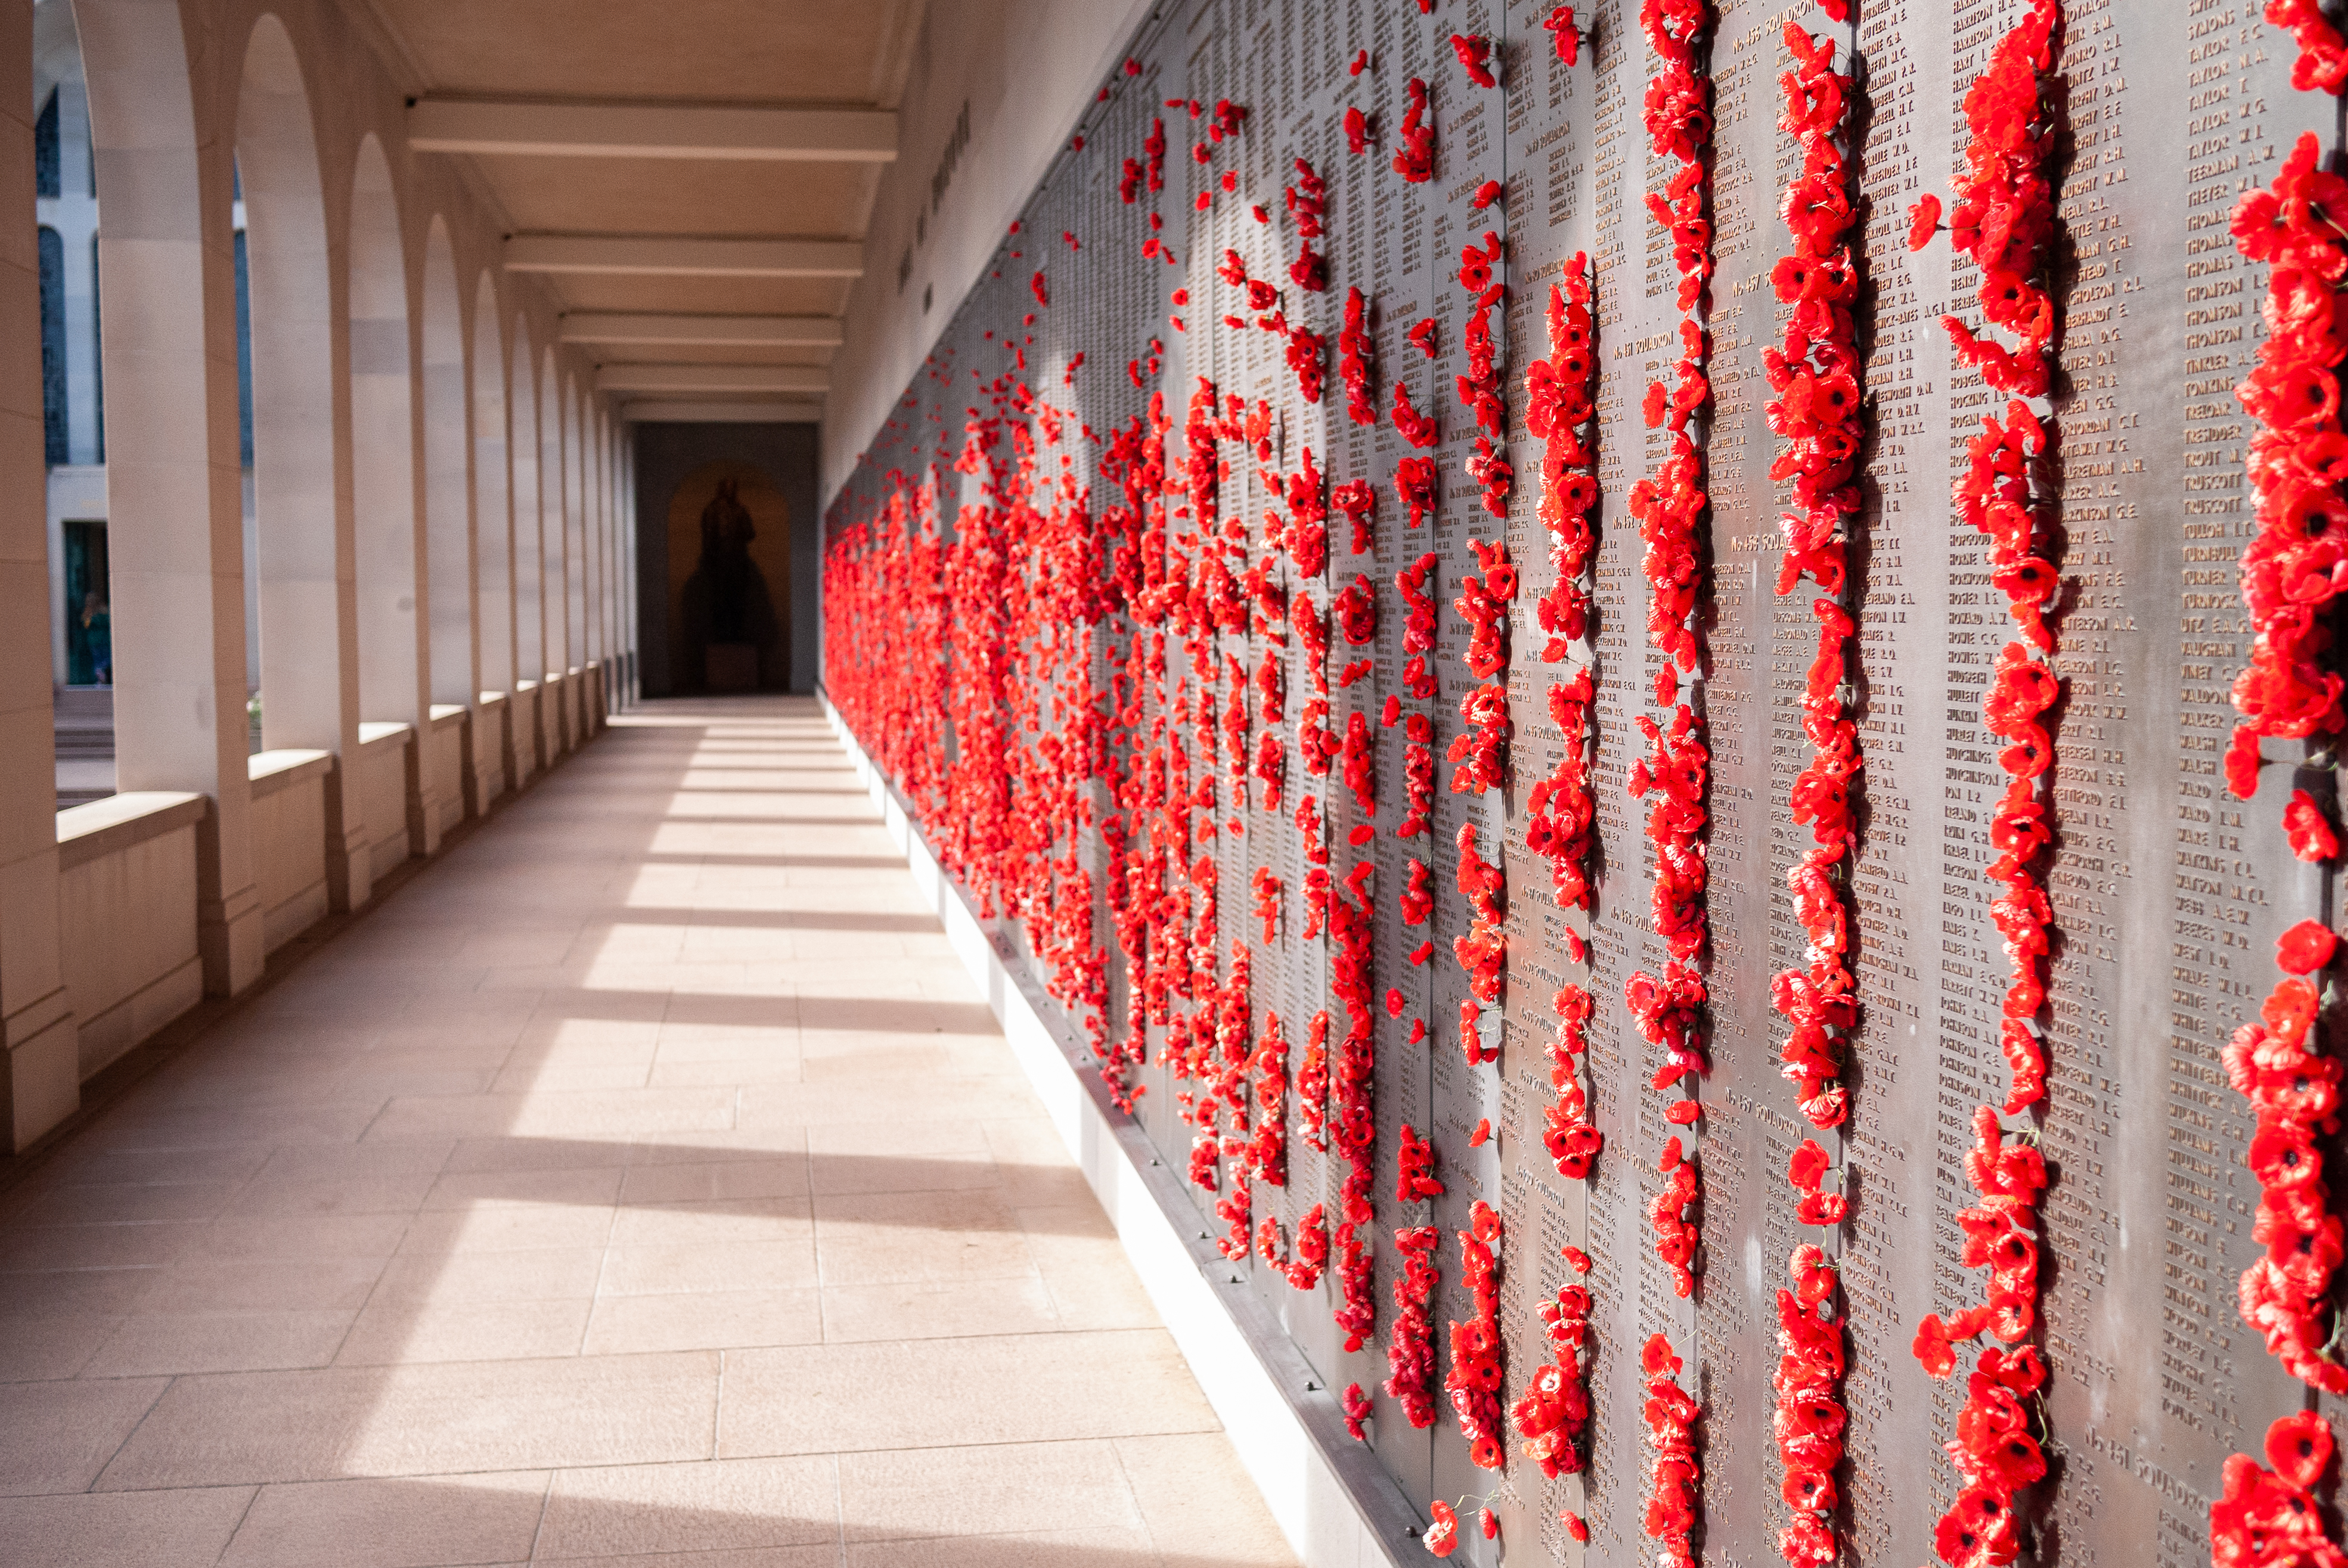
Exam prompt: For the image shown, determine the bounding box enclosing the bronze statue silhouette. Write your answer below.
[677,477,783,690]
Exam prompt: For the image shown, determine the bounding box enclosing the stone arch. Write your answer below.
[348,133,418,725]
[420,216,470,707]
[472,275,510,697]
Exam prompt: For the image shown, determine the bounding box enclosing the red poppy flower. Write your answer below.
[2267,1409,2335,1489]
[1423,1499,1458,1557]
[1449,33,1496,87]
[2278,918,2340,975]
[2287,790,2341,861]
[2249,1118,2322,1193]
[1907,192,1943,251]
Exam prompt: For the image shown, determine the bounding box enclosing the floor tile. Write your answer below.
[819,1274,1060,1343]
[0,1220,202,1273]
[535,1455,839,1558]
[598,1238,817,1297]
[0,1488,257,1568]
[0,704,1291,1568]
[812,1189,1035,1288]
[718,1331,1217,1457]
[136,1253,390,1314]
[836,1439,1137,1541]
[220,1472,548,1567]
[334,1296,590,1365]
[582,1287,823,1355]
[1018,1207,1165,1332]
[0,1313,119,1381]
[83,1309,358,1378]
[96,1353,722,1489]
[840,1525,1158,1567]
[538,1550,836,1568]
[370,1248,604,1305]
[1117,1433,1297,1566]
[618,1158,807,1205]
[0,1377,169,1494]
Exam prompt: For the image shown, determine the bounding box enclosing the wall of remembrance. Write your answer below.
[821,2,2342,1564]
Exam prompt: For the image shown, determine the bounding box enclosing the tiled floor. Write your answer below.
[0,697,1296,1568]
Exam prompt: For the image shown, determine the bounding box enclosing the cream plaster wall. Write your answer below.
[820,0,1152,504]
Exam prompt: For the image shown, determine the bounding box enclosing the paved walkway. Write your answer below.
[0,697,1294,1568]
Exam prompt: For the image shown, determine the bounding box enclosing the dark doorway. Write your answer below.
[63,518,109,686]
[633,422,819,698]
[666,462,790,693]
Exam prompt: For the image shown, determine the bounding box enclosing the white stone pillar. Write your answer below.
[80,0,263,996]
[469,284,508,809]
[421,235,471,822]
[624,436,638,704]
[0,1,76,1150]
[238,28,368,912]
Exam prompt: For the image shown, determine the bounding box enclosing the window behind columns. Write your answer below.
[88,234,100,464]
[38,226,63,466]
[234,226,252,467]
[33,86,56,198]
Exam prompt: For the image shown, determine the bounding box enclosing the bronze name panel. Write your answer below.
[823,2,2329,1563]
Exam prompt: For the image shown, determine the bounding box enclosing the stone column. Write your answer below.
[81,0,263,996]
[240,38,369,911]
[0,1,77,1150]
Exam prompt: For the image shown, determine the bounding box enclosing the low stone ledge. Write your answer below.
[55,791,207,873]
[356,720,413,750]
[247,748,332,800]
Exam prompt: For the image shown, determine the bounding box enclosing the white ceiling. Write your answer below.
[351,0,925,420]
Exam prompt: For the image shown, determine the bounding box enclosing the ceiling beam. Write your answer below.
[561,313,844,349]
[410,99,897,163]
[595,364,830,395]
[623,399,823,424]
[506,235,864,278]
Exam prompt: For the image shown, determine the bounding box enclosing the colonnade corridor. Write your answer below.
[0,698,1292,1568]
